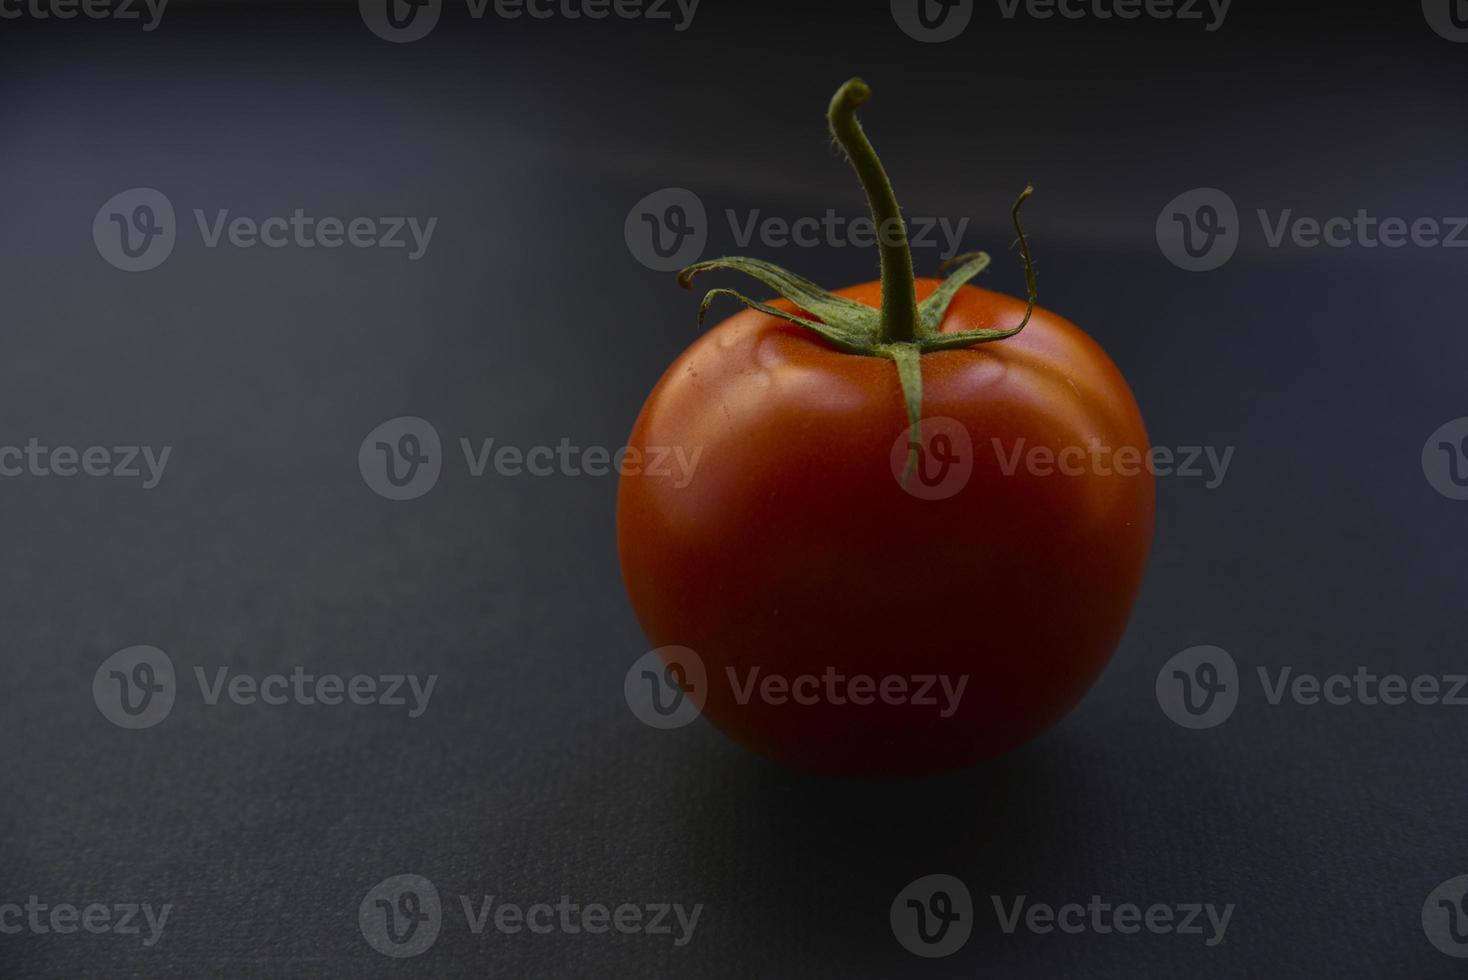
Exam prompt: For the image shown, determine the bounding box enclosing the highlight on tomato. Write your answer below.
[618,78,1154,779]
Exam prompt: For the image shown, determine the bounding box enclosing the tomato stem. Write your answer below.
[676,80,1038,472]
[826,78,920,346]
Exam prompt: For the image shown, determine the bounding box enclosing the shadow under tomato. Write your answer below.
[665,725,1100,974]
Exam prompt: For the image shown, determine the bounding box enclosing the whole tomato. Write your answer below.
[617,79,1154,779]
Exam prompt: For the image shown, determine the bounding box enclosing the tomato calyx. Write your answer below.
[676,77,1038,476]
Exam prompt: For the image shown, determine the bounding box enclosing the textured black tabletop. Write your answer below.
[2,2,1467,977]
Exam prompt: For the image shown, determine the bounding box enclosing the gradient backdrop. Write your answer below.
[2,1,1467,976]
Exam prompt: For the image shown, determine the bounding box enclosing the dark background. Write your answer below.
[2,1,1466,976]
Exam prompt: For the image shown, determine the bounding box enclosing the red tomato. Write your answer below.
[618,280,1153,778]
[617,78,1154,778]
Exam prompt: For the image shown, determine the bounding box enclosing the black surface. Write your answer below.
[2,2,1467,976]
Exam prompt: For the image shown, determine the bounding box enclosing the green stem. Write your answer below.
[678,79,1038,459]
[827,78,919,346]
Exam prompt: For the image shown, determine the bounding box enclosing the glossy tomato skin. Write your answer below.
[617,279,1154,779]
